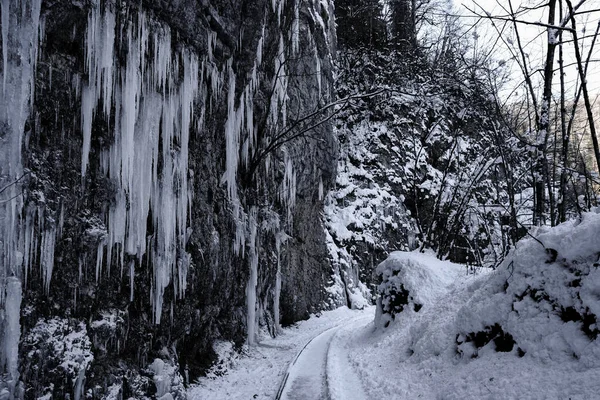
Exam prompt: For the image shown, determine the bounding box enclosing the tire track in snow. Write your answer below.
[326,318,371,400]
[276,315,372,400]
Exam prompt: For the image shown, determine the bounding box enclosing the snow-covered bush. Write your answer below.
[454,210,600,363]
[21,318,93,400]
[375,251,464,328]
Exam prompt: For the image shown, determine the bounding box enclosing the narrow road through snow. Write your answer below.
[276,315,372,400]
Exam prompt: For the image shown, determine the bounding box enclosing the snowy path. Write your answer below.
[189,307,373,400]
[276,326,336,400]
[277,315,371,400]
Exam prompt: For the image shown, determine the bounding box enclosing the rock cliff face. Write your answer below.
[0,0,337,397]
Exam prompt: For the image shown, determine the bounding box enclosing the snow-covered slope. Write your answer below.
[344,210,600,399]
[324,48,530,312]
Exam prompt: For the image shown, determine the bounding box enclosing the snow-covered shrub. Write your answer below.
[89,309,126,356]
[454,210,600,363]
[327,47,530,310]
[21,318,93,400]
[147,358,186,400]
[375,251,464,328]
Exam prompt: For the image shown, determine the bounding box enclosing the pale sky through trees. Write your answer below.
[458,0,600,103]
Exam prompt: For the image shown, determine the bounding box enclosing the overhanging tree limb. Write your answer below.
[243,88,390,185]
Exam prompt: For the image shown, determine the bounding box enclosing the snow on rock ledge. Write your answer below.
[375,251,465,328]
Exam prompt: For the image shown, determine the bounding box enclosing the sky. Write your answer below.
[455,0,600,104]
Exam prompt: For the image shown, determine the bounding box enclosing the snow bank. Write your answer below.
[345,211,600,399]
[455,209,600,364]
[375,250,465,328]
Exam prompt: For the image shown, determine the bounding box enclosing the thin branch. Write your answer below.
[0,171,30,197]
[245,88,390,182]
[0,192,22,205]
[465,4,575,33]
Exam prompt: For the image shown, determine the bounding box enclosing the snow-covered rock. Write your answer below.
[21,318,93,400]
[374,251,466,328]
[345,211,600,399]
[455,209,600,364]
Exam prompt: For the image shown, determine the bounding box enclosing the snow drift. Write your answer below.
[455,209,600,364]
[374,251,465,328]
[349,210,600,398]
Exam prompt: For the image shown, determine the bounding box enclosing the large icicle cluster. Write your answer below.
[224,0,334,344]
[0,0,42,396]
[218,0,305,344]
[80,4,201,323]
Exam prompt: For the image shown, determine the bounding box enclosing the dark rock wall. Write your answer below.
[0,0,337,397]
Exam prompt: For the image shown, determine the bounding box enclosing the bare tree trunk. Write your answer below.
[534,0,558,226]
[558,0,569,223]
[566,0,600,176]
[508,0,540,127]
[550,106,558,226]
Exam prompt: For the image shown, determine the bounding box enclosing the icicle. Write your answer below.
[57,202,65,239]
[207,30,216,62]
[95,241,104,282]
[40,225,56,295]
[81,85,94,177]
[272,0,285,26]
[80,6,200,322]
[129,260,134,302]
[0,0,42,309]
[2,277,22,395]
[291,0,300,55]
[246,208,259,345]
[222,60,241,201]
[234,201,247,257]
[315,50,321,97]
[23,207,35,287]
[318,174,324,200]
[81,4,116,177]
[120,23,140,193]
[281,149,297,224]
[1,0,9,92]
[270,34,288,128]
[256,25,265,66]
[101,11,115,119]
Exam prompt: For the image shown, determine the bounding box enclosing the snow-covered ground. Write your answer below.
[190,210,600,400]
[188,307,373,399]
